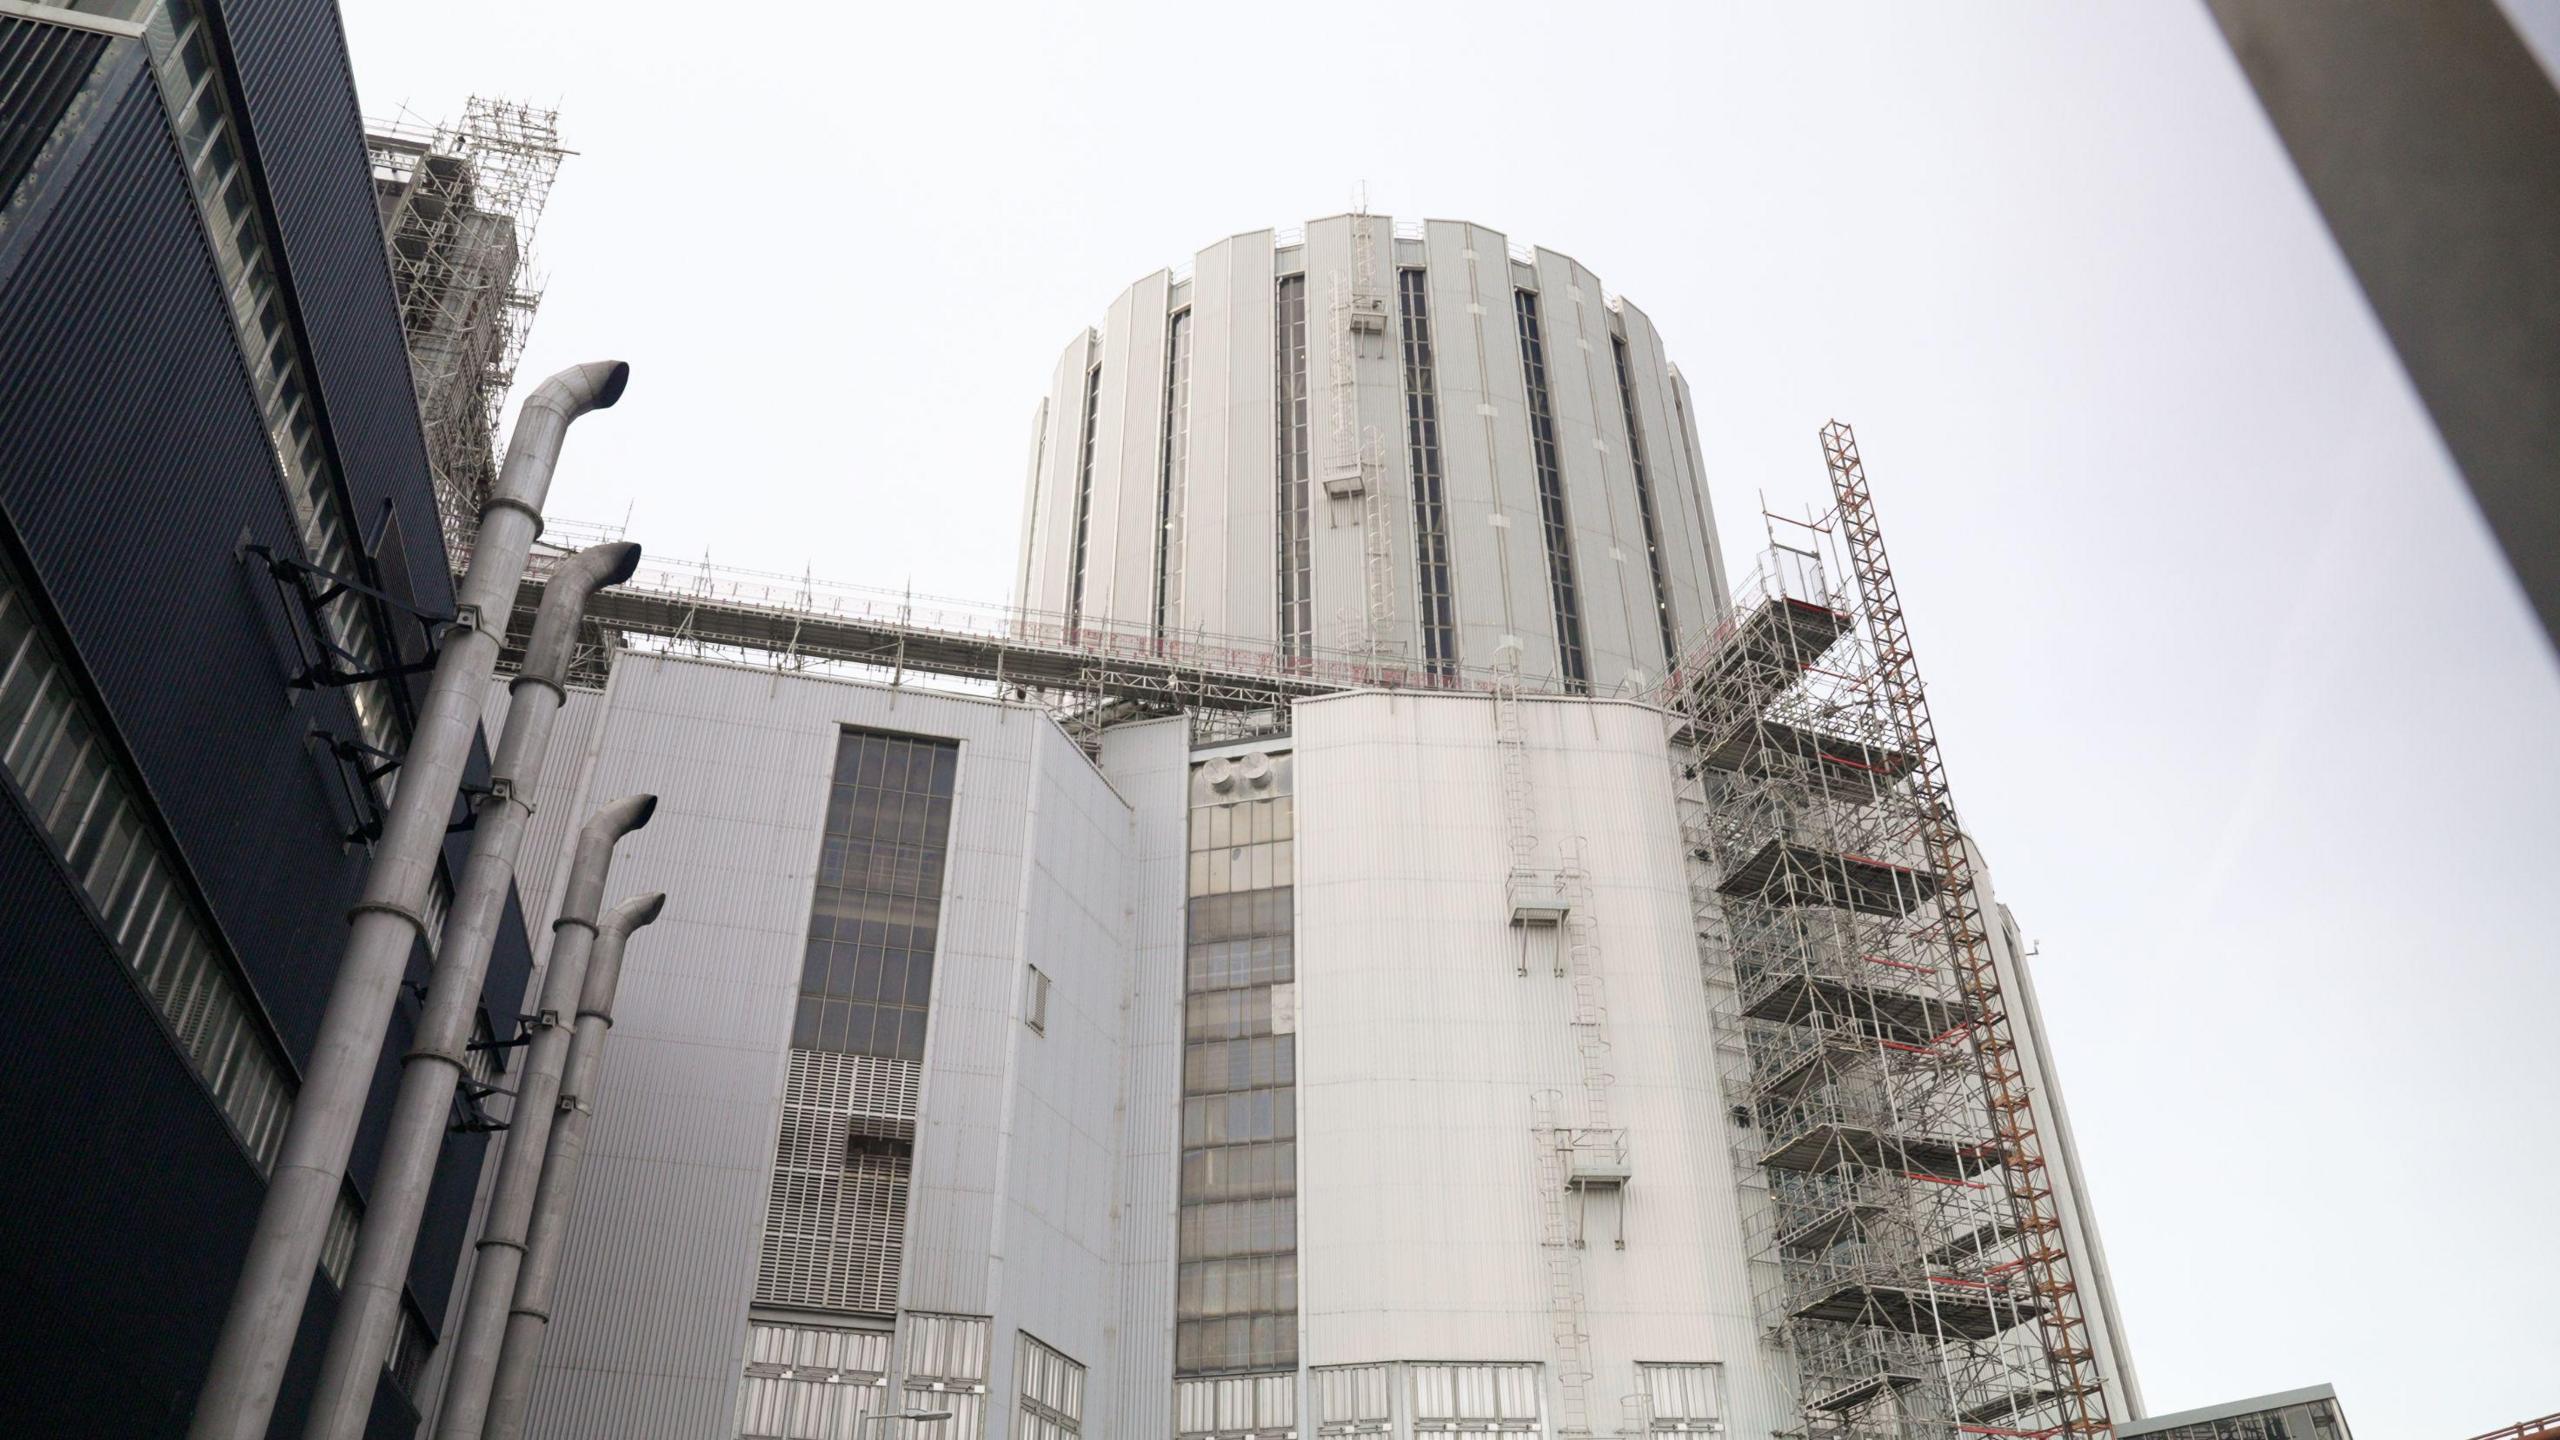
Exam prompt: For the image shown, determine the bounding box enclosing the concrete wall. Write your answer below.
[1021,218,1729,693]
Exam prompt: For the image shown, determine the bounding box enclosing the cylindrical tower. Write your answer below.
[1016,215,1732,694]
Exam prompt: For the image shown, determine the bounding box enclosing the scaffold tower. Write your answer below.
[1653,422,2114,1440]
[366,98,566,556]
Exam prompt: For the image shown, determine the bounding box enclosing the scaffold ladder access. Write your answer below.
[1652,422,2114,1440]
[1820,421,2112,1440]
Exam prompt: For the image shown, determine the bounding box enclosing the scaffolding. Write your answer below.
[366,98,566,557]
[1654,423,2113,1440]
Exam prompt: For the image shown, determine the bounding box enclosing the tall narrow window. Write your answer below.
[1178,750,1298,1376]
[1512,290,1588,692]
[1065,361,1103,639]
[1611,333,1679,669]
[1154,310,1194,646]
[760,729,959,1317]
[1396,270,1458,681]
[1274,276,1313,663]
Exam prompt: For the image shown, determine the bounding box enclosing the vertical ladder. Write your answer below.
[1820,421,2113,1439]
[1325,210,1396,668]
[1534,1089,1595,1439]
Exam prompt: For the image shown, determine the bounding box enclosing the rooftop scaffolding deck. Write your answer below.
[1716,839,1942,917]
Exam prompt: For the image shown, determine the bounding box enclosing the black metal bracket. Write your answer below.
[244,542,451,692]
[467,1032,532,1054]
[310,727,394,847]
[446,781,491,835]
[450,1077,512,1135]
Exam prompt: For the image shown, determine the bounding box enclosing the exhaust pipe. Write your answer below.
[481,891,666,1440]
[188,362,629,1440]
[299,542,642,1440]
[432,794,654,1440]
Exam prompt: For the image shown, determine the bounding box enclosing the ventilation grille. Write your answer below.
[754,1048,920,1315]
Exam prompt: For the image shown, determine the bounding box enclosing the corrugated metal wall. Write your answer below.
[0,15,521,1431]
[208,0,453,633]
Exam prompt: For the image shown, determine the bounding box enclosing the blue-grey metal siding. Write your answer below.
[0,29,528,1433]
[0,761,422,1439]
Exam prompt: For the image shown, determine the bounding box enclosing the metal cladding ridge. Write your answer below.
[187,361,630,1440]
[299,541,644,1440]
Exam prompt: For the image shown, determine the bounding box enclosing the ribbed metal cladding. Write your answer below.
[205,0,455,634]
[0,41,490,1417]
[0,16,107,207]
[0,56,370,1062]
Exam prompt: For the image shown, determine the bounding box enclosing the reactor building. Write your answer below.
[447,216,2144,1440]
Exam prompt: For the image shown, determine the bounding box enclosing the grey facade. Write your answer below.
[0,2,529,1434]
[1018,216,1731,696]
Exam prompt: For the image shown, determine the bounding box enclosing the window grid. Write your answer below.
[1154,308,1194,644]
[1178,752,1298,1375]
[1512,289,1589,692]
[1274,276,1314,663]
[1066,360,1103,637]
[793,730,957,1065]
[1611,333,1680,670]
[0,554,297,1174]
[114,0,416,796]
[1638,1362,1725,1432]
[737,1318,893,1440]
[1016,1332,1086,1440]
[1396,269,1459,680]
[1023,962,1050,1035]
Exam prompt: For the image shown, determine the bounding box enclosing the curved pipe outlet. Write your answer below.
[487,361,632,526]
[598,891,668,943]
[516,541,642,694]
[578,792,657,856]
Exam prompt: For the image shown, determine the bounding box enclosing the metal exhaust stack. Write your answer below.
[431,793,654,1440]
[188,361,629,1440]
[480,890,666,1440]
[299,541,643,1440]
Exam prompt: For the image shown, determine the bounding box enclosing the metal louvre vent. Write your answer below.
[754,1048,920,1315]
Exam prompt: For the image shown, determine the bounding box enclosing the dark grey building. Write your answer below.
[0,2,532,1435]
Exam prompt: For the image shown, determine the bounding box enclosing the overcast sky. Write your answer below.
[342,4,2560,1434]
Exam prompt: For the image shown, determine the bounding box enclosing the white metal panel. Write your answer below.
[1093,717,1189,1440]
[1978,867,2145,1420]
[1418,221,1515,675]
[1015,397,1051,615]
[1289,691,1794,1440]
[1219,230,1279,648]
[1180,237,1236,638]
[1530,248,1642,693]
[1097,270,1172,630]
[1027,336,1095,619]
[1609,300,1715,653]
[515,657,1134,1440]
[1665,366,1731,626]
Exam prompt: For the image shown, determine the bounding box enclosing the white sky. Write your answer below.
[342,4,2560,1434]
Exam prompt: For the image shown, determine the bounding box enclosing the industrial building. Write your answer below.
[0,3,551,1436]
[442,217,2144,1440]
